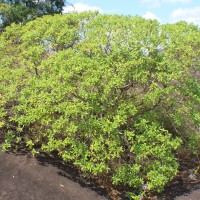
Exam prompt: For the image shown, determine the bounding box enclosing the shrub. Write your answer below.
[0,12,199,199]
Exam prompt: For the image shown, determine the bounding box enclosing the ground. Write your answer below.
[0,149,199,200]
[0,150,108,200]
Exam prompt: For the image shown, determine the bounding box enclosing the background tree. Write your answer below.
[0,0,68,31]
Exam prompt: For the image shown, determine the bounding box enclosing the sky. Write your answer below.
[63,0,200,26]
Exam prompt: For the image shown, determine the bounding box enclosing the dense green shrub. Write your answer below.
[0,12,199,199]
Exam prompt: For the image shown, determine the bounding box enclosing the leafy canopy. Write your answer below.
[0,12,199,199]
[0,0,67,31]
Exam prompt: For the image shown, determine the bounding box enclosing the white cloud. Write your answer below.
[63,3,102,13]
[170,7,200,25]
[141,0,191,7]
[142,11,161,21]
[141,0,160,8]
[163,0,191,3]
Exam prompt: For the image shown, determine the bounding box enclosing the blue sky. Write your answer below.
[63,0,200,26]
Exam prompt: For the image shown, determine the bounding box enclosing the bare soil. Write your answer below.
[0,149,109,200]
[0,144,199,200]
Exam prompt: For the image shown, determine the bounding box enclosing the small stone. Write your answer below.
[188,173,197,180]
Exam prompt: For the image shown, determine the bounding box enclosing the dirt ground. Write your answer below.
[0,150,109,200]
[0,149,199,200]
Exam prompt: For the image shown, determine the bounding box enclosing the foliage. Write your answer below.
[0,0,67,31]
[0,12,199,199]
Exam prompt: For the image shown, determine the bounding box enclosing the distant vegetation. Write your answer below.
[0,12,199,200]
[0,0,67,31]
